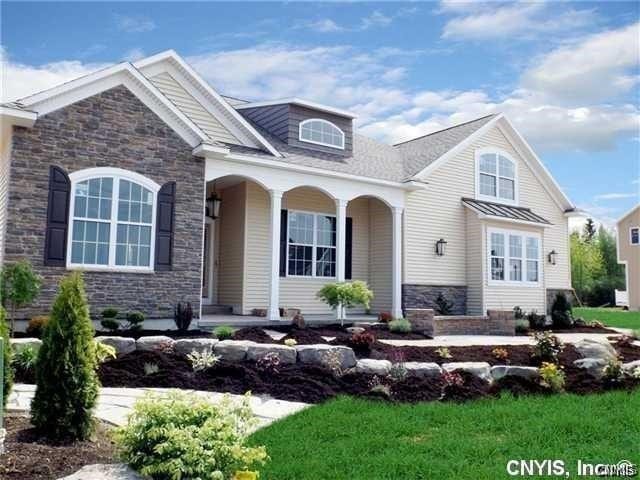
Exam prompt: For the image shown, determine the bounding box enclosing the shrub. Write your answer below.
[602,358,624,383]
[94,341,117,364]
[126,311,145,331]
[388,318,411,333]
[256,352,281,374]
[174,302,194,332]
[526,310,547,330]
[539,362,565,392]
[0,306,13,407]
[348,331,376,352]
[30,272,99,441]
[114,392,268,479]
[388,351,408,383]
[378,311,393,323]
[531,331,564,363]
[632,367,640,380]
[440,371,465,399]
[515,318,530,334]
[323,349,345,378]
[100,318,120,332]
[284,338,297,347]
[513,306,524,320]
[434,293,454,315]
[368,375,391,398]
[144,362,159,376]
[213,325,234,340]
[187,349,220,372]
[102,307,118,319]
[435,347,452,359]
[492,347,509,361]
[317,281,373,325]
[26,315,49,338]
[551,292,574,329]
[0,259,42,332]
[12,344,37,373]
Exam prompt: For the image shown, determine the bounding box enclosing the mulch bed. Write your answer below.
[517,325,617,335]
[13,328,210,340]
[0,415,116,480]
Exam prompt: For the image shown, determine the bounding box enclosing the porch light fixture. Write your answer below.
[435,238,447,256]
[205,184,222,220]
[548,249,557,265]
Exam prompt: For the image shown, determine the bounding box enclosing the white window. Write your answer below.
[631,227,639,245]
[299,119,345,150]
[287,211,336,277]
[68,168,159,272]
[477,149,517,204]
[488,227,541,285]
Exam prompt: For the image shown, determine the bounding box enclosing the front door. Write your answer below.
[202,218,218,304]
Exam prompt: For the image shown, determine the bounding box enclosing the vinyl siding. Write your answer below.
[217,183,245,311]
[465,209,484,315]
[244,182,270,314]
[617,208,640,310]
[238,105,290,143]
[0,124,12,267]
[369,199,392,312]
[149,72,240,145]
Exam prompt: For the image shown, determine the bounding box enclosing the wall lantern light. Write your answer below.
[548,249,557,265]
[205,184,222,220]
[435,238,447,256]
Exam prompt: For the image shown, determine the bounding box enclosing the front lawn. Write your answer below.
[250,392,640,480]
[574,307,640,329]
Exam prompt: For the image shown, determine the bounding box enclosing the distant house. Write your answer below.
[0,50,577,324]
[616,205,640,311]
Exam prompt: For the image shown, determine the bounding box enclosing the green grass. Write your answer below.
[574,307,640,329]
[249,392,640,480]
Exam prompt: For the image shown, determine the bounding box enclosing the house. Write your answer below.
[616,205,640,311]
[0,50,578,325]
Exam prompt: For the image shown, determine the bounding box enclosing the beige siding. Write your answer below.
[0,125,12,267]
[244,182,270,314]
[617,207,640,310]
[465,209,483,315]
[369,199,392,312]
[217,183,245,311]
[149,72,240,145]
[404,124,570,312]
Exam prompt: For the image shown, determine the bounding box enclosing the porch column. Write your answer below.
[392,206,404,319]
[268,189,283,321]
[335,198,348,320]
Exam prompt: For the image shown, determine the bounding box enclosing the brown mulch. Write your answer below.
[233,327,274,343]
[280,328,329,345]
[0,415,116,480]
[517,325,617,335]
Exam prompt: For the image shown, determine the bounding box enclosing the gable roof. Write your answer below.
[617,204,640,223]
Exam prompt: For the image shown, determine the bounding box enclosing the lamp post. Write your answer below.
[435,238,447,256]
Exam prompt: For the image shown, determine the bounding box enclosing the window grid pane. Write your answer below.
[300,120,344,148]
[490,233,505,280]
[480,174,496,196]
[71,219,110,266]
[287,212,337,277]
[631,228,639,245]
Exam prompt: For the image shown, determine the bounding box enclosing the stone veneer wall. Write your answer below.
[406,309,515,336]
[4,85,205,320]
[402,284,467,315]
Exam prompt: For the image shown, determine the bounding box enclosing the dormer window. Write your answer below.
[299,118,345,150]
[476,149,517,204]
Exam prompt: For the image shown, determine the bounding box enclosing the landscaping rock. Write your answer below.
[58,463,147,479]
[214,340,255,362]
[491,365,539,381]
[356,359,391,376]
[442,362,492,382]
[95,336,136,356]
[295,344,357,369]
[404,362,443,377]
[135,336,175,352]
[574,338,617,361]
[346,327,365,335]
[573,357,608,378]
[9,338,42,354]
[174,338,218,356]
[246,343,297,364]
[622,359,640,373]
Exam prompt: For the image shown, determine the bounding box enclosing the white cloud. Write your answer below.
[305,19,343,33]
[115,15,156,33]
[594,192,638,201]
[360,11,393,30]
[122,48,146,62]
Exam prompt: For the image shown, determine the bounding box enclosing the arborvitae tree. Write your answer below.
[0,306,12,408]
[434,292,454,315]
[583,218,597,242]
[31,272,99,441]
[551,292,574,329]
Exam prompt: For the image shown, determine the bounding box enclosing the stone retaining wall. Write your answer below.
[402,284,467,315]
[406,309,516,336]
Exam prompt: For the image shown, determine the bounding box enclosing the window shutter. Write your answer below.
[279,209,288,277]
[345,217,353,280]
[44,166,71,266]
[155,181,176,271]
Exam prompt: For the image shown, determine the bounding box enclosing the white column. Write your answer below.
[335,199,348,320]
[391,206,404,319]
[268,190,283,321]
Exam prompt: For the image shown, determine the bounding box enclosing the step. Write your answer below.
[202,304,233,315]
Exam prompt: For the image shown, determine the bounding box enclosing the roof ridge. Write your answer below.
[393,114,496,147]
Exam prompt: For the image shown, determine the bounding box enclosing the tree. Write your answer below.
[317,281,374,326]
[31,272,99,441]
[0,306,12,408]
[570,232,605,303]
[583,218,597,242]
[1,260,42,332]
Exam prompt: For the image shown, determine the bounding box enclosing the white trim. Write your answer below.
[236,97,357,119]
[486,226,543,288]
[0,106,37,127]
[285,209,337,279]
[630,226,640,245]
[298,118,345,150]
[66,167,159,273]
[474,147,519,206]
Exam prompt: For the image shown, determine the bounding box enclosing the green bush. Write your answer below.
[531,331,564,364]
[213,325,234,340]
[526,310,547,330]
[94,341,117,364]
[13,344,37,373]
[551,292,574,329]
[388,318,412,333]
[126,311,145,331]
[101,318,120,331]
[0,306,13,408]
[102,307,118,318]
[30,272,99,441]
[317,281,374,324]
[174,302,194,331]
[434,293,453,315]
[115,391,268,480]
[515,318,530,334]
[0,259,42,331]
[26,315,49,338]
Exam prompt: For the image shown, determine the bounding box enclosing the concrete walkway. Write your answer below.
[7,384,309,429]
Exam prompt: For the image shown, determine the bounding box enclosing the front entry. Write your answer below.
[202,218,218,304]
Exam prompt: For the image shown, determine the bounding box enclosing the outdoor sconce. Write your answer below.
[548,249,557,265]
[205,190,222,220]
[435,238,447,256]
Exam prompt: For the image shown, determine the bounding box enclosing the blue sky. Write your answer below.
[2,1,639,226]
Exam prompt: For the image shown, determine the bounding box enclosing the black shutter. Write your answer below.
[155,181,176,271]
[44,166,71,266]
[279,209,288,277]
[345,217,353,280]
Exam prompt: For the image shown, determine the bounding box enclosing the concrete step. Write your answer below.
[202,304,233,315]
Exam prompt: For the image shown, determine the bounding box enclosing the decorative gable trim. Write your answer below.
[15,62,208,148]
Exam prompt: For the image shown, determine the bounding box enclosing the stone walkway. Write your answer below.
[7,384,309,429]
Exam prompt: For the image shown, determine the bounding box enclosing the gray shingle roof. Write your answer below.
[462,197,552,225]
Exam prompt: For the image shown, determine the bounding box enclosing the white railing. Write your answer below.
[615,289,629,307]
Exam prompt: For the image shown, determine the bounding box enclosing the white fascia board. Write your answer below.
[412,114,503,180]
[0,106,37,127]
[193,143,231,157]
[236,97,357,119]
[135,50,282,157]
[462,202,552,229]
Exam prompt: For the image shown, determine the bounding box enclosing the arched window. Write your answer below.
[299,118,345,149]
[476,149,517,203]
[68,168,159,271]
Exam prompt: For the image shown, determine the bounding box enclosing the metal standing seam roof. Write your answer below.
[462,197,552,225]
